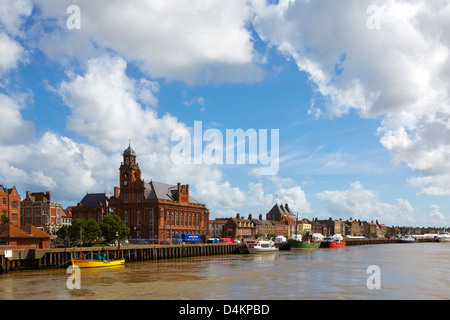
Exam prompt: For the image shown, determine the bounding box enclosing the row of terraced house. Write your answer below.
[209,204,445,240]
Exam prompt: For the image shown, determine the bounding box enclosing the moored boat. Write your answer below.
[71,256,125,268]
[400,235,418,243]
[320,234,346,248]
[289,212,321,250]
[288,234,321,250]
[72,220,126,268]
[437,232,450,242]
[241,239,279,254]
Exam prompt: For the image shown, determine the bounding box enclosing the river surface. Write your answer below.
[0,242,449,300]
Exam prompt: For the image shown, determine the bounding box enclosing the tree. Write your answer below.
[1,214,11,225]
[83,218,102,242]
[100,214,129,243]
[68,218,82,242]
[67,218,102,243]
[57,225,68,239]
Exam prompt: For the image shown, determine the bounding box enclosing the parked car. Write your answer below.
[159,240,170,245]
[218,238,233,243]
[207,238,219,243]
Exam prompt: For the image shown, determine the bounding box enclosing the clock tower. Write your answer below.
[119,142,142,190]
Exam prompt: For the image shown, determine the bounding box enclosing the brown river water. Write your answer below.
[0,242,449,300]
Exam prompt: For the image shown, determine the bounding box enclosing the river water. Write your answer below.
[0,242,449,300]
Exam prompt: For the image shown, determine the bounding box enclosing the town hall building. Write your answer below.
[73,144,210,241]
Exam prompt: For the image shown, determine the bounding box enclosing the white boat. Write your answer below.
[244,239,279,254]
[400,235,418,243]
[437,232,450,242]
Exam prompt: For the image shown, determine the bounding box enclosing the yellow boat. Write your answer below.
[71,257,125,268]
[72,220,125,268]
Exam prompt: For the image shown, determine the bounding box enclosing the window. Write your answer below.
[136,193,141,203]
[176,212,179,226]
[124,194,128,203]
[137,211,141,226]
[2,198,6,205]
[124,211,128,225]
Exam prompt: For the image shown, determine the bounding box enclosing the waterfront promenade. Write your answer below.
[0,238,431,274]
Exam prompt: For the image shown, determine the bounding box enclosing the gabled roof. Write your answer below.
[267,203,296,218]
[0,224,50,239]
[251,219,273,226]
[0,185,18,195]
[144,181,199,204]
[21,225,51,238]
[80,193,112,207]
[26,192,50,204]
[0,224,30,238]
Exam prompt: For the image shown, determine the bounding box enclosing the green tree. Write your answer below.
[100,214,129,243]
[83,218,102,242]
[57,225,68,239]
[68,218,82,242]
[1,214,11,225]
[68,218,103,243]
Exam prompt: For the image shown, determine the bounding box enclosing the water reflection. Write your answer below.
[0,243,449,300]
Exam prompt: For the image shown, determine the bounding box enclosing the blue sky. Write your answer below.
[1,0,450,227]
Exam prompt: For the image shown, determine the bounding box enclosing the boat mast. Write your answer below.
[80,218,83,257]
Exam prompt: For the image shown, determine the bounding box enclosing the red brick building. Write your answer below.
[71,193,113,222]
[222,214,256,240]
[108,144,210,241]
[20,191,63,235]
[0,224,50,249]
[0,185,21,228]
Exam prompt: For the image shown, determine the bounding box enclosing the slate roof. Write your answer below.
[123,144,136,156]
[267,203,296,218]
[252,219,273,226]
[80,193,112,207]
[144,181,199,204]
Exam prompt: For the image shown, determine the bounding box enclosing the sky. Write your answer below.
[1,0,450,227]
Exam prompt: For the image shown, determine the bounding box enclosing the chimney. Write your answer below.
[236,213,240,220]
[114,186,119,198]
[249,214,252,220]
[186,184,189,196]
[259,214,263,220]
[46,191,51,200]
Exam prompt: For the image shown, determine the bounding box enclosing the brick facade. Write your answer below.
[108,144,210,241]
[20,191,63,235]
[0,185,21,228]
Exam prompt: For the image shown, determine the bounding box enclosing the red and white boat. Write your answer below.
[320,234,346,248]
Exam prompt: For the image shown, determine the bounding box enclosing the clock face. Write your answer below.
[124,180,128,186]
